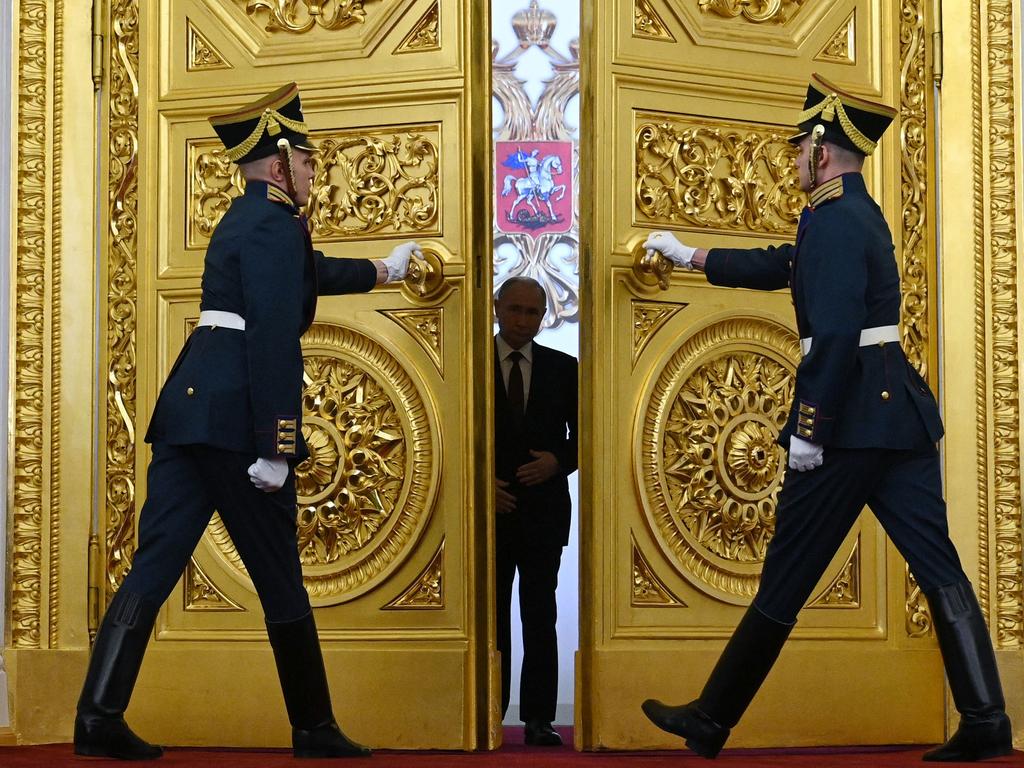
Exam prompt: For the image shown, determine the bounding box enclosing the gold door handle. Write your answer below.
[633,242,674,291]
[404,248,445,300]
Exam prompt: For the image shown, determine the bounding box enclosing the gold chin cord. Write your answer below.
[276,138,298,201]
[808,124,825,190]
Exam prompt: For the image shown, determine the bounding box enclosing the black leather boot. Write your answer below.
[265,612,371,758]
[923,582,1013,762]
[74,589,163,760]
[642,605,793,759]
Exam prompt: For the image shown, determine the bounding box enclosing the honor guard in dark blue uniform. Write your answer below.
[639,73,1012,762]
[75,82,422,760]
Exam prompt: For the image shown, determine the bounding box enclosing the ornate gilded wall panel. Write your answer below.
[634,115,802,236]
[11,0,54,648]
[971,0,1022,648]
[104,0,141,596]
[186,125,441,249]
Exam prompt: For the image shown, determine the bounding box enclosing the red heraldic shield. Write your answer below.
[495,140,573,235]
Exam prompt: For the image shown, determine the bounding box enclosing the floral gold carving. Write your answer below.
[699,0,805,24]
[899,0,931,380]
[383,540,445,609]
[639,318,799,601]
[635,116,803,235]
[905,566,932,637]
[12,0,56,648]
[807,537,860,608]
[205,323,435,603]
[188,140,244,248]
[493,3,579,327]
[243,0,379,33]
[634,0,675,41]
[186,19,229,71]
[379,308,444,374]
[105,0,141,598]
[972,0,1022,647]
[632,300,684,366]
[816,11,855,64]
[184,558,244,611]
[632,538,686,606]
[309,127,441,240]
[394,2,439,53]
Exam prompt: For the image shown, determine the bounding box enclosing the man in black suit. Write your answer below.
[74,82,421,760]
[494,277,578,747]
[640,73,1011,763]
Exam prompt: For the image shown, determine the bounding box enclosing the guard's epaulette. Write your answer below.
[808,176,844,209]
[266,184,296,208]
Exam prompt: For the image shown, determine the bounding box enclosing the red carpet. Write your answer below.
[0,729,1021,767]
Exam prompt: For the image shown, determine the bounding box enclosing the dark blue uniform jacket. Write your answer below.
[146,181,377,461]
[704,172,942,449]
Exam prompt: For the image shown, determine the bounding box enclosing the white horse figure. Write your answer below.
[501,155,567,221]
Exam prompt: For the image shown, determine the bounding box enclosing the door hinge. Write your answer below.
[931,0,942,86]
[91,0,103,90]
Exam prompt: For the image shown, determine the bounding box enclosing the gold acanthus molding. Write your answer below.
[383,539,445,609]
[634,0,675,41]
[635,117,803,236]
[243,0,379,33]
[698,0,805,24]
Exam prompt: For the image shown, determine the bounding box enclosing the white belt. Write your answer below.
[197,310,245,331]
[800,324,899,356]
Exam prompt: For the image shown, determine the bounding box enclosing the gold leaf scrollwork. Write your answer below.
[242,0,379,33]
[632,538,686,606]
[394,2,440,53]
[105,0,141,599]
[639,318,799,602]
[184,557,244,611]
[379,308,443,374]
[698,0,805,24]
[186,19,230,71]
[203,323,435,604]
[309,128,441,240]
[632,300,685,366]
[899,0,930,380]
[807,537,860,608]
[905,566,932,637]
[188,141,244,248]
[634,0,675,40]
[636,117,803,235]
[383,540,444,609]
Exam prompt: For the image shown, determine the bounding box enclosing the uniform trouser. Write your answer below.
[120,442,309,623]
[495,515,562,724]
[753,443,966,624]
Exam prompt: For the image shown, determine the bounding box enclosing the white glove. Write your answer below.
[380,241,422,283]
[788,435,824,472]
[642,231,696,269]
[247,457,289,492]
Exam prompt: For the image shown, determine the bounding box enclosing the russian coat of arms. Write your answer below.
[495,140,573,235]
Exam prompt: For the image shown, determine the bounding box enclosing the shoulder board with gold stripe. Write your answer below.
[266,184,296,208]
[809,176,844,209]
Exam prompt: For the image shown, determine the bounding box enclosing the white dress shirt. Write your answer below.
[495,334,534,407]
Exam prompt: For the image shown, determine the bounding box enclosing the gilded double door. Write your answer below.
[93,0,942,750]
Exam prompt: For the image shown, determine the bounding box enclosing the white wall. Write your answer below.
[492,0,580,727]
[0,0,14,729]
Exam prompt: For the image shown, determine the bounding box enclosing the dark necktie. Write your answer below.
[507,351,525,416]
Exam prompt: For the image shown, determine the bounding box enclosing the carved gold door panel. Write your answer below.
[98,0,490,749]
[578,0,941,749]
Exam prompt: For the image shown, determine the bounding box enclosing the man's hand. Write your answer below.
[379,241,422,283]
[248,457,289,492]
[495,478,516,515]
[516,450,560,486]
[642,231,696,269]
[788,436,824,472]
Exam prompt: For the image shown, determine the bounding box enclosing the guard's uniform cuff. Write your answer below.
[258,416,299,457]
[796,401,818,441]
